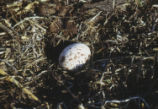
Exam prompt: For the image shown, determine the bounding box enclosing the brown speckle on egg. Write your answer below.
[81,54,84,56]
[74,55,78,59]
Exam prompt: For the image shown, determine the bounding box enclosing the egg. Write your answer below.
[59,42,91,71]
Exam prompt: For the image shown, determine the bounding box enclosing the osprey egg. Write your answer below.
[59,43,91,71]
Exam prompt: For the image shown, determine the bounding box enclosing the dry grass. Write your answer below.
[0,0,158,109]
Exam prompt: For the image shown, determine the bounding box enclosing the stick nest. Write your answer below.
[0,0,158,109]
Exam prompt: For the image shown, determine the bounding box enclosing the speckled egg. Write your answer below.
[59,43,91,71]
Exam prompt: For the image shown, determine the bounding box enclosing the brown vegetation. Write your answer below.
[0,0,158,109]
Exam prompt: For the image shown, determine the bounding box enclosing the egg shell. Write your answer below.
[59,43,91,71]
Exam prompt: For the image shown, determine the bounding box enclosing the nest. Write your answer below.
[0,0,158,109]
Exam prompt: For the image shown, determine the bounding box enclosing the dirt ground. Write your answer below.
[0,0,158,109]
